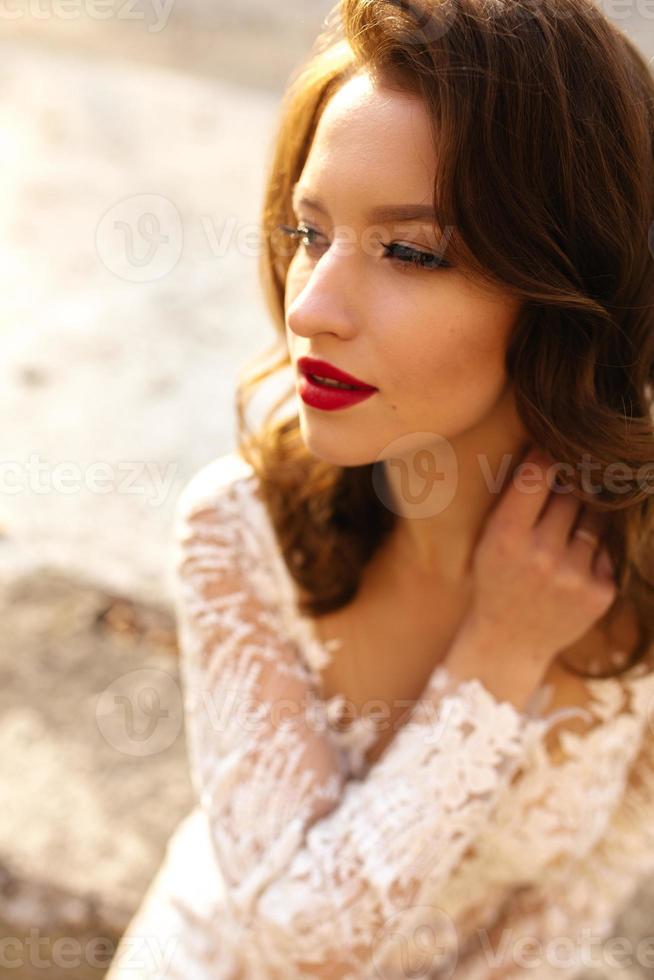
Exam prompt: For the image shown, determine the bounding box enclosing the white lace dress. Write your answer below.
[105,451,654,980]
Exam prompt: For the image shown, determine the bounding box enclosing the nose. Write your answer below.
[285,246,360,343]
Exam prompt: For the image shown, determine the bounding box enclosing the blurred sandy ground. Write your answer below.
[0,1,334,608]
[5,0,338,91]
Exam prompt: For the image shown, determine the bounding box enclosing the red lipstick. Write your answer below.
[297,356,378,412]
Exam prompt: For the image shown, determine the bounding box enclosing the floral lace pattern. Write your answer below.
[105,452,654,980]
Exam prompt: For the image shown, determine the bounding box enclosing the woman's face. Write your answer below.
[284,70,525,468]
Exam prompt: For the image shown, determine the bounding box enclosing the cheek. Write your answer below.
[377,295,519,408]
[384,294,513,372]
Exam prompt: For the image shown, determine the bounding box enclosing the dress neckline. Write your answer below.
[231,456,654,773]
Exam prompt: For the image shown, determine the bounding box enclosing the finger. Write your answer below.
[536,489,584,550]
[568,506,606,571]
[489,447,559,534]
[594,544,616,583]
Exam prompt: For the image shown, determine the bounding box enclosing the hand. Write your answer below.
[462,444,617,678]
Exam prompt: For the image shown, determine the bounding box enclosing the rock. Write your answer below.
[0,569,194,973]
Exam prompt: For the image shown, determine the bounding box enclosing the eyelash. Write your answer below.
[277,223,451,272]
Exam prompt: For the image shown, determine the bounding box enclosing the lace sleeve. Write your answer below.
[170,465,560,980]
[450,720,654,980]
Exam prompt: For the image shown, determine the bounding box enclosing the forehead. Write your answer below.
[299,72,438,204]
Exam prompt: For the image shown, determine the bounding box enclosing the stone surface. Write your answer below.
[0,568,193,976]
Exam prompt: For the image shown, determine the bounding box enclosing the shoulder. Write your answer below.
[170,451,264,611]
[173,450,257,535]
[170,451,291,633]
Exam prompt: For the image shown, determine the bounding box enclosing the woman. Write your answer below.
[106,0,654,977]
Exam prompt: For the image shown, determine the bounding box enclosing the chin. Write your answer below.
[298,417,376,469]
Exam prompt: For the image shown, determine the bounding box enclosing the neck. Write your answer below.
[380,389,532,585]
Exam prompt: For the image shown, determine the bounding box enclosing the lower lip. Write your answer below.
[298,374,378,411]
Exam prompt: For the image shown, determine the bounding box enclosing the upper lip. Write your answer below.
[297,356,377,390]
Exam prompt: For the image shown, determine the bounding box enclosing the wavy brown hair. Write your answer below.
[234,0,654,680]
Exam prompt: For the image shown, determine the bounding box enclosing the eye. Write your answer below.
[382,242,451,272]
[277,223,327,255]
[276,223,451,271]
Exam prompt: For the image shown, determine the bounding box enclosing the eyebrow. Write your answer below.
[291,185,441,226]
